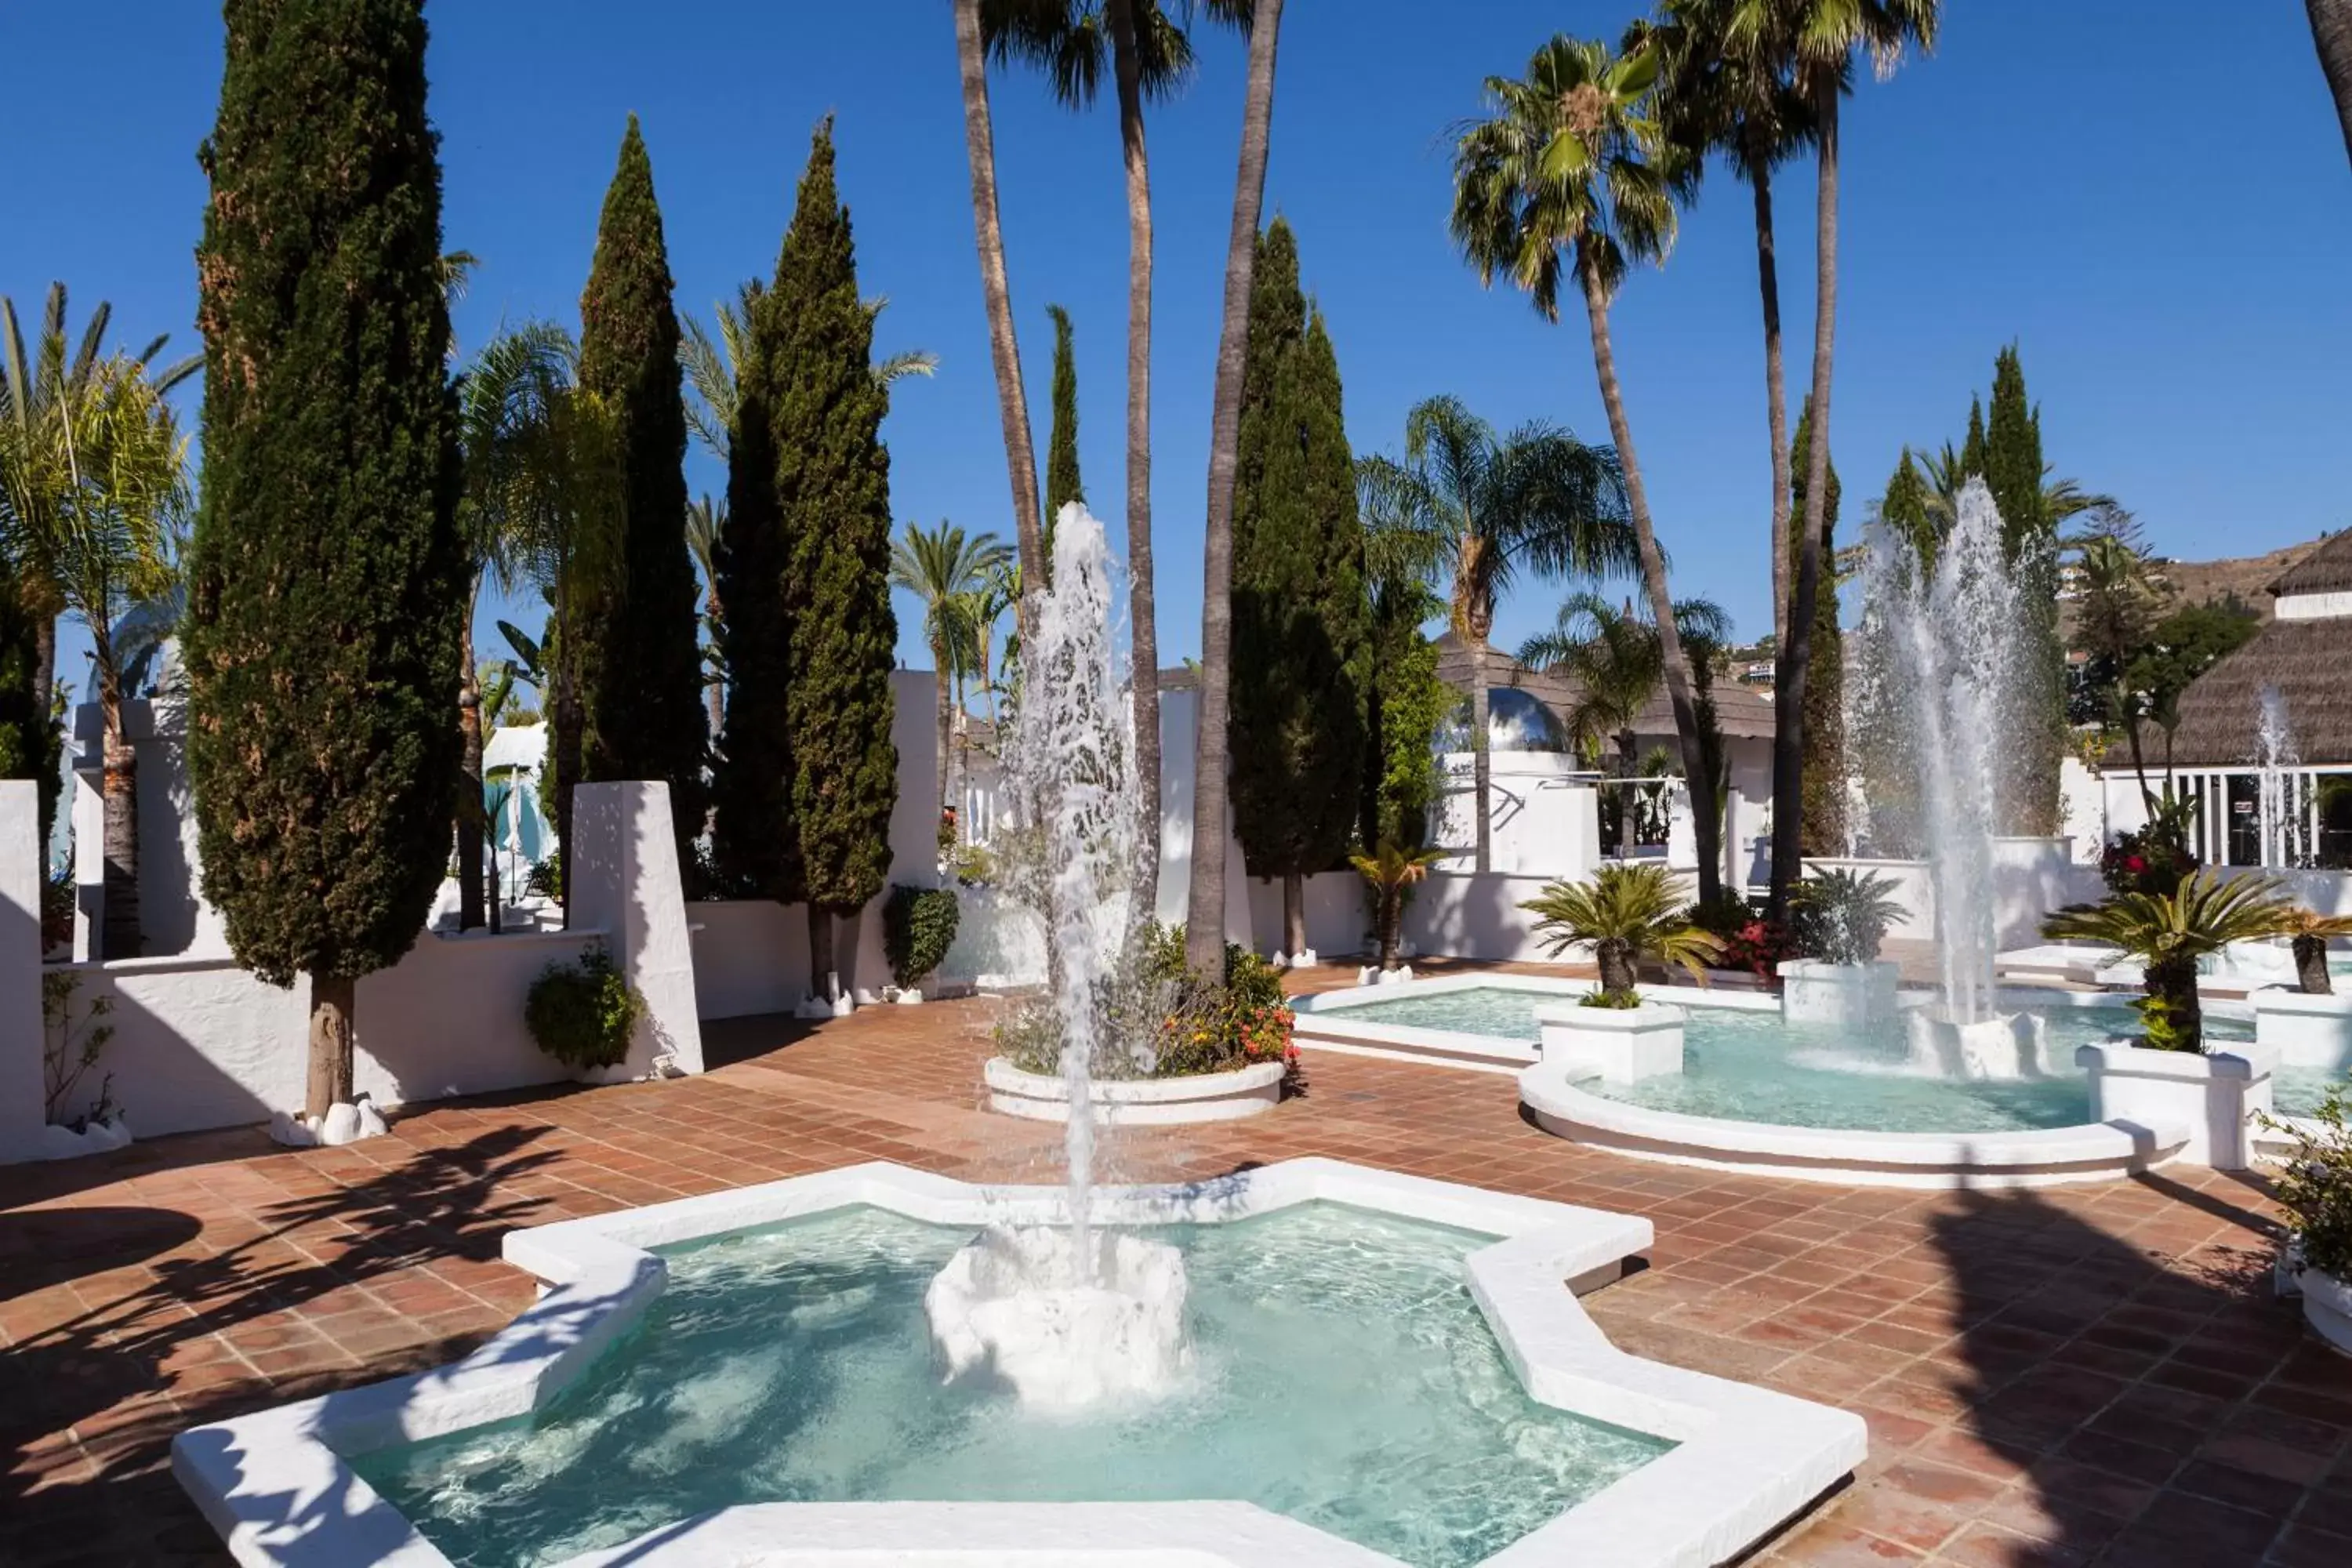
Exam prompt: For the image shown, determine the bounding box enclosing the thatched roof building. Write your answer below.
[2151,532,2352,768]
[1432,631,1777,749]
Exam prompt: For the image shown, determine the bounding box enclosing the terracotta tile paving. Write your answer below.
[2,965,2349,1566]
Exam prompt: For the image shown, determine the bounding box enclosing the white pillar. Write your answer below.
[568,781,705,1079]
[2,781,49,1162]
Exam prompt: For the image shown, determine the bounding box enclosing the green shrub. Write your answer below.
[883,884,960,988]
[2268,1091,2352,1279]
[1789,868,1906,966]
[525,944,643,1069]
[993,921,1297,1082]
[1577,986,1642,1010]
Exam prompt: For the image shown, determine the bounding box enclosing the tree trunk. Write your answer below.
[1283,869,1305,960]
[1109,0,1163,922]
[305,971,357,1121]
[2124,698,2158,820]
[2310,0,2352,167]
[99,694,140,961]
[932,633,953,819]
[704,586,724,743]
[458,607,485,931]
[808,904,836,1002]
[1598,940,1635,1000]
[1750,158,1794,652]
[1772,82,1840,918]
[1575,254,1719,907]
[1378,891,1402,971]
[2145,955,2202,1052]
[2296,933,2336,995]
[31,615,54,762]
[1469,646,1492,872]
[1184,0,1285,982]
[953,0,1045,638]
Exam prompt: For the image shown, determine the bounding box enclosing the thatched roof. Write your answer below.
[2129,617,2352,768]
[1434,632,1777,744]
[2271,530,2352,597]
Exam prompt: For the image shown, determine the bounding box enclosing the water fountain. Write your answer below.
[2259,684,2303,870]
[1860,479,2053,1080]
[921,504,1192,1409]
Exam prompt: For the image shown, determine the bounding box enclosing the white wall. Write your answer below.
[1153,684,1254,946]
[1430,753,1601,880]
[1245,869,1367,960]
[1805,838,2096,952]
[1403,870,1588,964]
[71,696,230,961]
[0,783,44,1160]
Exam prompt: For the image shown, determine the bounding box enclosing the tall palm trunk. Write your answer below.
[96,659,140,960]
[931,630,953,820]
[1185,0,1286,981]
[1772,83,1839,915]
[953,0,1045,638]
[457,598,485,931]
[305,973,356,1122]
[2310,0,2352,166]
[1748,153,1794,652]
[703,583,724,741]
[1468,639,1492,872]
[1109,0,1163,918]
[1575,251,1719,906]
[31,617,55,757]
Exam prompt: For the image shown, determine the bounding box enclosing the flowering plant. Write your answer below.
[1716,917,1795,985]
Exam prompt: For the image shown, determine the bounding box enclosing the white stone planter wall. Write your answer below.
[2306,1266,2352,1357]
[983,1058,1284,1125]
[1534,1000,1685,1085]
[2078,1039,2278,1170]
[1779,960,1900,1026]
[2253,988,2352,1073]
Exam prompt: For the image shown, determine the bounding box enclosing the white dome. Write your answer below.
[1433,688,1572,753]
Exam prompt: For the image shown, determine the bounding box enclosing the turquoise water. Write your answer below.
[1321,985,2338,1134]
[354,1203,1671,1568]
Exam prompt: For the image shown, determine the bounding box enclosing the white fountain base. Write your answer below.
[924,1225,1189,1410]
[1904,1010,2050,1080]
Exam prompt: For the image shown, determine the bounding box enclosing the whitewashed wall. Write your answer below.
[1148,684,1254,944]
[1803,838,2095,951]
[1429,753,1601,880]
[1244,870,1367,960]
[1403,871,1586,964]
[0,784,45,1162]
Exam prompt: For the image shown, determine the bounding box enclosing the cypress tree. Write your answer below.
[187,0,464,1120]
[576,114,706,879]
[1981,344,2065,836]
[776,121,896,994]
[1983,346,2045,550]
[1229,219,1367,958]
[0,580,59,852]
[1788,399,1844,857]
[1044,303,1082,561]
[1880,446,1935,566]
[1958,396,1988,481]
[708,273,797,905]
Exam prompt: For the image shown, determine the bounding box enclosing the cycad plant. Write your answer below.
[1790,866,1904,967]
[1521,862,1722,1003]
[2285,908,2352,996]
[1350,840,1446,974]
[2042,871,2296,1051]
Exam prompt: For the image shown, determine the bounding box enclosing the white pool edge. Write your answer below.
[172,1158,1864,1568]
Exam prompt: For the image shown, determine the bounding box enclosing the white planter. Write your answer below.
[2253,987,2352,1072]
[1779,960,1900,1027]
[1534,1000,1685,1085]
[2306,1265,2352,1357]
[983,1058,1284,1126]
[1357,963,1414,986]
[2078,1039,2278,1170]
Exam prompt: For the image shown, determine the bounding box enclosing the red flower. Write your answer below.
[2123,854,2147,874]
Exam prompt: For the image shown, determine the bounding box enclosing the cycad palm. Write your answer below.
[2042,871,2295,1051]
[1450,34,1726,903]
[1350,840,1446,972]
[1359,394,1639,873]
[891,520,1013,820]
[982,0,1251,914]
[1521,862,1723,999]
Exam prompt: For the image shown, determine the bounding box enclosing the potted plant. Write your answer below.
[525,942,645,1080]
[1519,864,1721,1084]
[2044,871,2295,1169]
[1350,841,1444,984]
[2269,1090,2352,1356]
[1781,867,1907,1025]
[2253,909,2352,1073]
[883,884,960,1003]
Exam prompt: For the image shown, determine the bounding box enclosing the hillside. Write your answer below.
[2149,537,2328,621]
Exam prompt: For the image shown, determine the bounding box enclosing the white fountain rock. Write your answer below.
[34,1115,132,1161]
[1780,960,1902,1027]
[1904,1010,2050,1080]
[267,1098,390,1149]
[925,1225,1190,1410]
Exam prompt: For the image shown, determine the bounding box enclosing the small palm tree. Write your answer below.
[1350,841,1446,973]
[681,286,935,466]
[1790,866,1906,966]
[1359,395,1639,873]
[683,493,727,738]
[2042,871,2297,1051]
[891,520,1013,820]
[2285,908,2352,996]
[1521,862,1722,1001]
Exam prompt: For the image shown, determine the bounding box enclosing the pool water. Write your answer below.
[1319,985,2338,1134]
[354,1203,1671,1568]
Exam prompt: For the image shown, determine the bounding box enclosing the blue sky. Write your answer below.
[9,0,2350,688]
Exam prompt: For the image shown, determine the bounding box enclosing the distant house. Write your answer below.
[481,722,552,896]
[2103,532,2352,869]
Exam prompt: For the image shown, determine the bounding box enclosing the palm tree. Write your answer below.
[982,0,1251,924]
[1359,396,1639,877]
[1182,0,1285,982]
[1351,840,1445,973]
[953,0,1048,635]
[1762,0,1939,913]
[1450,34,1730,907]
[2044,872,2294,1052]
[1644,0,1813,650]
[2310,0,2352,166]
[0,284,200,761]
[2064,510,2169,816]
[892,520,1013,822]
[1,357,188,958]
[1521,862,1722,1000]
[2285,907,2352,995]
[684,492,728,739]
[681,285,934,466]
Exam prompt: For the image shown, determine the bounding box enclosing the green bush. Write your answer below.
[525,944,643,1070]
[1789,868,1906,966]
[994,922,1297,1082]
[2269,1091,2352,1279]
[884,884,960,988]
